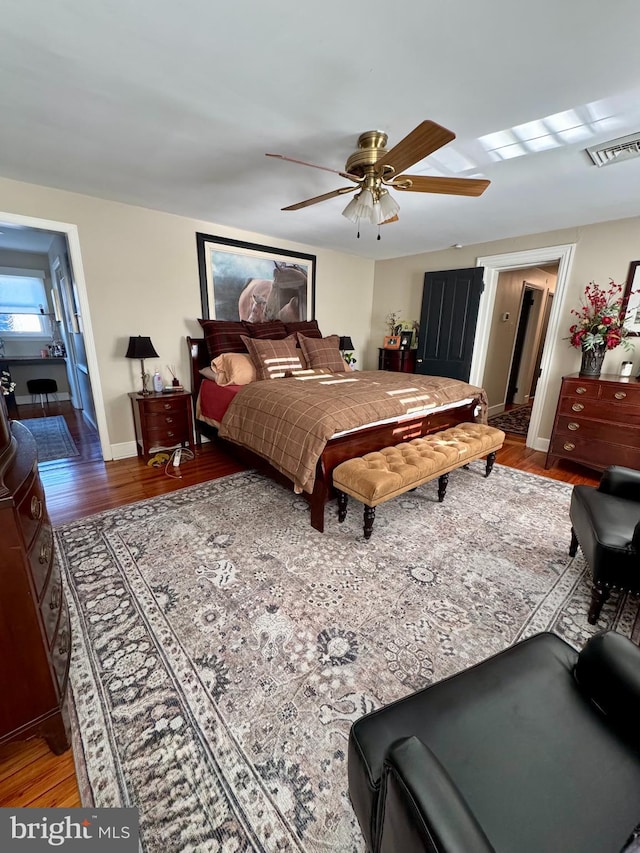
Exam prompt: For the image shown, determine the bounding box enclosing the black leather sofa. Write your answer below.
[348,631,640,853]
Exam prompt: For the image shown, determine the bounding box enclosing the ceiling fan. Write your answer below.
[266,120,490,230]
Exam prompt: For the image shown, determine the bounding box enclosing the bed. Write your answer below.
[187,327,487,532]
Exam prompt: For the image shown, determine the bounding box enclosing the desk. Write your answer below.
[0,357,68,407]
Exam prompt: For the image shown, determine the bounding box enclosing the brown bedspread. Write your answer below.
[218,370,488,494]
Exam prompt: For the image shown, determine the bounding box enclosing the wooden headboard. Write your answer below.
[186,336,208,399]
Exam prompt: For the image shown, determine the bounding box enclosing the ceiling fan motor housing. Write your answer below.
[345,131,389,176]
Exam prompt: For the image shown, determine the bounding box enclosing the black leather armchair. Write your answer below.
[570,465,640,624]
[348,631,640,853]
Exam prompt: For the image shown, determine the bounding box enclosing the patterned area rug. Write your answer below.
[488,405,531,435]
[20,415,80,462]
[55,466,640,852]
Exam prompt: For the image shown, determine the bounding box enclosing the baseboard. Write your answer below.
[111,441,139,460]
[531,436,550,453]
[487,403,506,417]
[15,392,71,404]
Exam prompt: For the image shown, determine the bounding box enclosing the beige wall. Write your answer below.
[373,217,640,442]
[0,176,375,455]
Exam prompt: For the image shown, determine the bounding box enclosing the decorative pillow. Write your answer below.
[243,320,288,340]
[241,334,305,380]
[198,319,248,360]
[297,333,345,372]
[212,352,257,386]
[284,320,323,339]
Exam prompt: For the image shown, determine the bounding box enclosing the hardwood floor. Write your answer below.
[0,407,599,809]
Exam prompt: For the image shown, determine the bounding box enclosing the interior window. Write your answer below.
[0,274,49,336]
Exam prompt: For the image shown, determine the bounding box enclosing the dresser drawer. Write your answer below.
[598,383,640,406]
[145,410,188,430]
[557,397,640,426]
[29,521,54,600]
[16,472,46,551]
[51,599,71,696]
[548,434,640,471]
[561,379,599,399]
[40,560,63,648]
[554,415,640,448]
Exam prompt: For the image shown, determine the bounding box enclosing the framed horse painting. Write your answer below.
[196,233,316,323]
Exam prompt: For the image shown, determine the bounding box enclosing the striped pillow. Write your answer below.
[297,333,345,373]
[284,320,323,339]
[198,319,248,360]
[241,334,305,380]
[243,320,288,340]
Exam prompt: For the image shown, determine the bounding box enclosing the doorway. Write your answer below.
[471,244,576,451]
[481,264,558,420]
[0,211,110,459]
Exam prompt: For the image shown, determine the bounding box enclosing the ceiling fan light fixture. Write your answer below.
[341,196,361,222]
[353,188,375,221]
[377,189,400,224]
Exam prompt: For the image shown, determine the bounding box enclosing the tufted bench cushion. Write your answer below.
[333,422,505,538]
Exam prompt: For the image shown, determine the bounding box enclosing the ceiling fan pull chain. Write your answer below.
[377,226,381,241]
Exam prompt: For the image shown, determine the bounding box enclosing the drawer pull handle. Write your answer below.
[614,391,627,400]
[165,417,174,424]
[571,403,584,412]
[563,442,576,452]
[50,584,61,610]
[567,422,580,431]
[575,386,587,395]
[39,542,51,564]
[163,403,172,410]
[31,496,43,520]
[166,431,174,438]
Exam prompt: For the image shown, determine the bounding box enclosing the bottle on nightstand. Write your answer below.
[152,370,163,393]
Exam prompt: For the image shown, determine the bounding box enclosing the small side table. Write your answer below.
[378,347,416,373]
[128,390,195,457]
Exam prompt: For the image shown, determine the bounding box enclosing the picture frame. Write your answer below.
[622,259,640,336]
[383,335,401,350]
[196,233,316,322]
[399,330,413,348]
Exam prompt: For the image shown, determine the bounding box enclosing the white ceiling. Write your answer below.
[1,0,640,260]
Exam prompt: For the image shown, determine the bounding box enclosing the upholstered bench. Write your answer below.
[333,422,505,539]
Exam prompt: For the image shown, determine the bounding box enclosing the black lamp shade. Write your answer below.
[125,336,159,359]
[339,336,354,350]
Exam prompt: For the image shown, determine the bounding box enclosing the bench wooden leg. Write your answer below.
[363,505,376,539]
[438,473,449,502]
[485,451,497,478]
[337,490,348,523]
[588,584,610,625]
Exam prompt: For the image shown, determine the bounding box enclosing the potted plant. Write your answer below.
[568,280,634,376]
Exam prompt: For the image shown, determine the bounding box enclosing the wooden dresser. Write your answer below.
[0,395,71,754]
[546,373,640,472]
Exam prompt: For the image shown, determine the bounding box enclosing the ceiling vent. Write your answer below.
[586,132,640,167]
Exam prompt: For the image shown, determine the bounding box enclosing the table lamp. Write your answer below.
[125,336,159,396]
[339,336,354,353]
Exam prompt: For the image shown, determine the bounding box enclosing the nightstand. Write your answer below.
[128,390,195,457]
[378,347,416,373]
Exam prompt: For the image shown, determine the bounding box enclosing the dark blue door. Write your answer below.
[415,267,484,381]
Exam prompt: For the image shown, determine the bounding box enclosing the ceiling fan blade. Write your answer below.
[281,185,358,211]
[394,175,490,197]
[266,153,361,183]
[378,121,456,176]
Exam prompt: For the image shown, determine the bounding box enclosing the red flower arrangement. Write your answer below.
[568,280,632,352]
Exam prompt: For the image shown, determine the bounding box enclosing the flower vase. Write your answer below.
[579,344,606,377]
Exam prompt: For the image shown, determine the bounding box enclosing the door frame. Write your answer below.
[0,209,111,460]
[470,243,576,450]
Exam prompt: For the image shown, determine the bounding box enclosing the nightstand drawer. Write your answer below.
[145,410,188,430]
[16,472,46,551]
[143,397,189,415]
[40,560,63,649]
[145,424,187,446]
[29,521,54,601]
